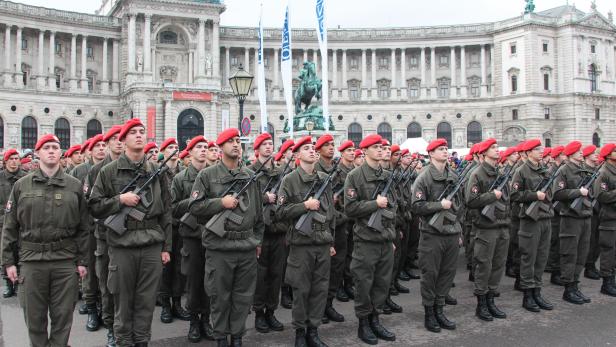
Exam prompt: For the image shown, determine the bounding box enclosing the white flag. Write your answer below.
[281,3,294,138]
[257,4,268,134]
[315,0,329,131]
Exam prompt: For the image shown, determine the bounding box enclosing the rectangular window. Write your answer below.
[511,76,518,93]
[512,109,518,120]
[55,42,62,54]
[349,86,360,100]
[591,45,596,54]
[544,107,550,120]
[379,57,388,69]
[438,85,449,98]
[543,74,549,91]
[350,57,358,69]
[378,85,389,98]
[409,56,418,67]
[87,76,93,91]
[231,56,238,66]
[439,55,448,66]
[595,108,600,120]
[471,84,479,97]
[22,71,28,86]
[510,43,516,55]
[409,87,419,98]
[470,53,480,67]
[543,43,548,53]
[55,74,61,89]
[21,38,27,50]
[263,57,269,69]
[86,46,94,58]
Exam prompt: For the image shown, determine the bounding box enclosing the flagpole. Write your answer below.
[315,0,329,132]
[257,3,268,134]
[281,2,294,138]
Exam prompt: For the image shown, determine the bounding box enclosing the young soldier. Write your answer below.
[158,137,190,324]
[411,138,460,333]
[353,149,365,168]
[81,138,92,165]
[1,134,89,347]
[501,146,521,279]
[20,157,33,172]
[206,142,220,166]
[547,145,566,286]
[592,143,616,296]
[180,150,191,167]
[510,139,555,312]
[334,140,355,304]
[250,133,285,333]
[507,144,526,289]
[465,138,510,321]
[277,136,336,347]
[385,144,405,314]
[171,136,214,342]
[277,138,296,309]
[583,145,601,280]
[0,149,27,298]
[144,142,159,164]
[65,144,83,173]
[188,128,264,346]
[344,134,397,345]
[88,119,172,347]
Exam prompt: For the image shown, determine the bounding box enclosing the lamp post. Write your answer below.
[228,64,253,161]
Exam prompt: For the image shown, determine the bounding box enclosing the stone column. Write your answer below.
[480,44,488,96]
[460,45,467,97]
[490,44,494,96]
[420,47,426,98]
[225,46,230,86]
[430,46,436,97]
[390,49,396,89]
[196,19,205,80]
[36,30,46,89]
[400,48,407,98]
[80,35,88,91]
[342,49,348,98]
[3,25,11,86]
[128,13,136,73]
[312,49,318,72]
[101,37,109,94]
[303,49,308,64]
[15,27,22,87]
[48,31,56,90]
[244,47,250,73]
[112,39,119,93]
[274,48,279,88]
[69,33,78,91]
[450,46,456,97]
[361,49,367,98]
[371,49,377,97]
[151,48,156,78]
[143,14,152,74]
[188,51,193,83]
[332,49,337,88]
[212,20,220,78]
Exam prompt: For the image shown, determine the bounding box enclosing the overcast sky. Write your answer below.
[13,0,615,28]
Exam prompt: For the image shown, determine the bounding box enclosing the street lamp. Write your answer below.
[305,119,315,137]
[228,64,254,132]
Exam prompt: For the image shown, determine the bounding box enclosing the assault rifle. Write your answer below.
[481,164,514,222]
[366,158,401,233]
[295,158,340,236]
[427,161,476,230]
[525,163,564,221]
[262,159,293,226]
[570,163,603,211]
[104,150,179,235]
[204,157,272,237]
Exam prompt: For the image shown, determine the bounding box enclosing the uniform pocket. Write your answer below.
[204,263,216,296]
[559,234,576,255]
[107,265,119,295]
[180,247,190,276]
[284,252,301,286]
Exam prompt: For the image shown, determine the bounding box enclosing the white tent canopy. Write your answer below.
[400,137,429,155]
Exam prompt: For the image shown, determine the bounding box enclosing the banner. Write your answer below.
[257,4,268,134]
[146,106,156,141]
[281,2,294,138]
[315,0,329,131]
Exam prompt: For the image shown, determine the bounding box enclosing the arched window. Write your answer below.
[267,122,275,145]
[466,121,482,146]
[407,122,421,138]
[589,64,597,92]
[377,122,392,143]
[436,122,452,147]
[177,109,204,150]
[347,123,362,147]
[87,119,103,139]
[54,118,71,150]
[21,116,38,150]
[159,31,178,45]
[593,132,601,147]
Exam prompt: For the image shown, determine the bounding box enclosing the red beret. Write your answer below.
[179,150,189,159]
[292,136,313,153]
[81,139,92,153]
[427,138,448,152]
[186,136,208,152]
[35,134,61,151]
[20,157,32,164]
[253,132,273,150]
[279,139,295,154]
[216,128,240,146]
[103,125,123,142]
[390,144,401,154]
[514,142,526,153]
[3,149,19,162]
[476,138,497,155]
[563,141,582,157]
[64,144,82,158]
[359,134,382,149]
[160,138,178,152]
[464,154,473,161]
[274,152,283,162]
[501,147,516,160]
[582,145,597,158]
[143,142,158,154]
[550,145,564,158]
[208,142,218,149]
[338,140,354,152]
[315,134,334,151]
[542,147,552,158]
[381,139,391,147]
[119,118,145,141]
[354,149,364,157]
[599,143,616,160]
[468,143,478,155]
[400,148,410,157]
[88,134,105,151]
[523,139,542,152]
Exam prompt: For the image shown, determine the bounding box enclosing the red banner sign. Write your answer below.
[146,106,156,140]
[172,91,213,101]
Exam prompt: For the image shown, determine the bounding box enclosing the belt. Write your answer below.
[226,229,253,240]
[126,219,159,231]
[21,238,75,252]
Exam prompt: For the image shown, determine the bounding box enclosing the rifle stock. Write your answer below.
[524,163,564,220]
[570,163,603,211]
[366,158,402,233]
[427,162,476,230]
[480,164,514,221]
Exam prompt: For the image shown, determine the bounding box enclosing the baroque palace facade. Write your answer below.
[0,0,615,151]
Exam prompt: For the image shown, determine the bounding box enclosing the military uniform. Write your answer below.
[507,159,525,282]
[1,168,89,347]
[593,160,616,295]
[89,153,172,347]
[546,164,564,283]
[188,160,264,341]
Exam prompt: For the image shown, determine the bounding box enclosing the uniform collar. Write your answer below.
[481,161,499,177]
[117,153,148,171]
[360,162,384,182]
[605,161,616,175]
[32,168,66,187]
[298,165,320,183]
[427,162,454,182]
[218,160,249,180]
[4,168,24,180]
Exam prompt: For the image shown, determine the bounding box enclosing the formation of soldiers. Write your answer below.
[1,117,616,347]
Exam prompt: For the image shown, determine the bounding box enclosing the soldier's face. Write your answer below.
[37,142,62,166]
[429,146,449,163]
[401,154,412,166]
[342,148,355,162]
[259,140,274,158]
[70,152,82,165]
[570,150,583,163]
[587,152,598,163]
[164,144,179,160]
[298,144,317,164]
[5,155,20,172]
[485,144,500,161]
[365,144,383,161]
[527,147,543,162]
[390,151,401,164]
[190,142,208,163]
[148,149,159,163]
[124,126,146,151]
[319,142,335,159]
[354,155,364,166]
[510,152,520,162]
[222,137,241,159]
[108,135,124,155]
[92,142,107,161]
[207,146,219,161]
[284,149,294,161]
[382,146,391,161]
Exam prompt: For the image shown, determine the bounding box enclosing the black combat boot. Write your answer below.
[434,305,456,330]
[254,309,270,333]
[600,276,616,297]
[445,294,457,305]
[389,284,399,296]
[134,342,148,347]
[216,337,229,347]
[522,289,540,312]
[486,291,506,318]
[2,278,14,298]
[398,270,411,281]
[369,313,396,341]
[171,297,191,321]
[468,269,475,282]
[188,314,202,343]
[336,286,349,302]
[357,317,378,345]
[160,296,173,323]
[86,304,101,331]
[230,336,242,347]
[505,266,516,278]
[79,302,88,315]
[563,283,584,305]
[532,288,554,310]
[406,268,420,280]
[573,282,591,303]
[385,296,403,313]
[514,276,523,292]
[475,295,493,321]
[295,328,308,347]
[550,271,564,286]
[584,265,601,280]
[324,297,344,322]
[306,327,328,347]
[344,283,355,300]
[423,306,441,333]
[265,309,284,331]
[200,313,215,340]
[106,328,116,347]
[394,280,409,294]
[280,286,293,309]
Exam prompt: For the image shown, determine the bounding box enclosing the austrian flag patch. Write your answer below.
[471,186,479,194]
[512,182,520,191]
[191,191,199,199]
[558,181,565,189]
[601,182,608,191]
[346,188,356,199]
[5,200,11,213]
[415,191,423,199]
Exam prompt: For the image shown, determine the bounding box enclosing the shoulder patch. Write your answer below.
[557,181,565,189]
[5,200,11,213]
[512,182,520,191]
[191,191,199,199]
[346,188,356,199]
[601,182,608,191]
[415,191,423,199]
[277,195,286,205]
[471,186,479,195]
[83,182,89,194]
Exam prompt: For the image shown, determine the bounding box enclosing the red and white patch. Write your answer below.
[415,191,423,199]
[471,186,479,194]
[346,188,357,199]
[83,183,89,194]
[191,191,199,199]
[601,182,608,191]
[277,195,286,205]
[512,182,520,191]
[557,181,565,189]
[5,200,12,213]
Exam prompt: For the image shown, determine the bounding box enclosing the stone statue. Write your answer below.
[137,49,144,71]
[205,54,213,75]
[524,0,535,14]
[294,61,322,115]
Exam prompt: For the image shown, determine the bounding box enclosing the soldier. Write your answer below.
[158,137,190,324]
[88,119,172,347]
[277,138,296,310]
[380,139,391,169]
[277,135,335,347]
[0,149,26,298]
[353,149,365,168]
[188,128,264,347]
[465,138,510,321]
[507,144,526,290]
[206,142,221,166]
[250,132,286,333]
[86,125,124,347]
[402,152,422,282]
[81,138,93,164]
[180,150,191,167]
[65,144,83,173]
[344,134,397,345]
[20,157,33,172]
[464,143,481,282]
[592,143,616,297]
[411,138,460,333]
[1,134,89,347]
[547,145,566,286]
[501,146,521,279]
[510,139,555,312]
[144,142,160,164]
[583,145,602,280]
[171,136,215,342]
[334,140,355,305]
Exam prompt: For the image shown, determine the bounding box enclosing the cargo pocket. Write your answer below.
[284,254,301,287]
[17,276,25,308]
[180,247,190,276]
[473,234,490,264]
[204,263,216,297]
[559,232,577,255]
[518,230,533,249]
[107,265,119,295]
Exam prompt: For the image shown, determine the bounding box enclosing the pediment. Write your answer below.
[577,14,616,30]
